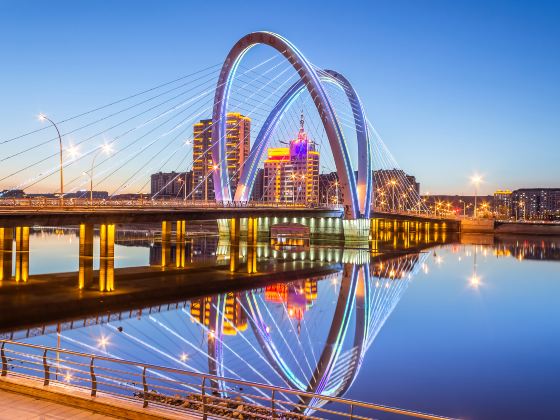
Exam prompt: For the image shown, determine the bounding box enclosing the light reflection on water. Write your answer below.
[2,229,560,420]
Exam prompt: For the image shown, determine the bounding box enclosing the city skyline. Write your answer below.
[1,1,559,196]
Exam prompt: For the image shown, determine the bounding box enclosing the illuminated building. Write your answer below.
[190,293,247,336]
[263,113,319,204]
[223,292,247,335]
[192,113,250,201]
[190,297,212,326]
[265,279,318,327]
[493,189,512,219]
[511,188,560,220]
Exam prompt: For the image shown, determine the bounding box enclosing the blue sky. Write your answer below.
[0,0,558,194]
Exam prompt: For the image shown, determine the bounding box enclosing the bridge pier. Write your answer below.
[78,223,94,289]
[246,217,258,274]
[14,226,29,282]
[175,220,186,268]
[229,217,241,273]
[342,219,370,243]
[0,227,13,281]
[99,224,115,292]
[160,221,172,268]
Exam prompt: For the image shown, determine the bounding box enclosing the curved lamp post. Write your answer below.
[38,113,64,206]
[85,143,113,205]
[471,174,483,218]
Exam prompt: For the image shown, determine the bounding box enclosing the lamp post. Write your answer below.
[470,174,483,218]
[39,114,64,206]
[389,179,397,211]
[459,199,466,216]
[86,143,113,205]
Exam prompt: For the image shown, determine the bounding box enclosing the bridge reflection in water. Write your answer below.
[3,241,429,417]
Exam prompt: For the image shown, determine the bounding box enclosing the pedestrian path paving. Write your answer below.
[0,389,116,419]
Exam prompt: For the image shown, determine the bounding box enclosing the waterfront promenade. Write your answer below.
[0,389,114,419]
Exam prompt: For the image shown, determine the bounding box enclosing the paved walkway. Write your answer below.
[0,389,116,419]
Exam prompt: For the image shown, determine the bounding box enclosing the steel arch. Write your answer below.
[233,69,372,217]
[211,31,365,218]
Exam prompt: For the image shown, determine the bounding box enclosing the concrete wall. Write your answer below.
[461,218,495,233]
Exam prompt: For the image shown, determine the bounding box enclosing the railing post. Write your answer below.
[271,388,276,418]
[142,366,148,408]
[43,349,50,386]
[201,377,207,420]
[350,403,354,419]
[1,343,7,376]
[90,357,97,397]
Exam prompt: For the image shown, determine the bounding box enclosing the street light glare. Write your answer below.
[470,174,483,185]
[102,143,114,154]
[67,145,80,159]
[38,113,46,122]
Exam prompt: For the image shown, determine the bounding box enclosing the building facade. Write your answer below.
[150,171,192,199]
[372,169,420,211]
[262,115,319,204]
[494,190,513,219]
[192,113,251,201]
[250,168,265,201]
[319,172,343,205]
[511,188,560,220]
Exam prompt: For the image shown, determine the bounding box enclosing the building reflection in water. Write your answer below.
[493,236,560,261]
[5,247,428,416]
[1,220,462,415]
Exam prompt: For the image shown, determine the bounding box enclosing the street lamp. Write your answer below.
[39,113,64,205]
[388,179,397,211]
[85,143,113,205]
[470,174,483,218]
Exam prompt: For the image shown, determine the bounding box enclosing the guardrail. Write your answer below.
[0,198,344,211]
[0,340,454,420]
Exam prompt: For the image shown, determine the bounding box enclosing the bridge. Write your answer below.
[0,31,452,223]
[0,31,461,418]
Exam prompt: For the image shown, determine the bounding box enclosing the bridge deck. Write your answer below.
[0,206,343,226]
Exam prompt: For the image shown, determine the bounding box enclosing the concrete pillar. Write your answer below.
[0,227,13,281]
[175,220,186,268]
[246,217,258,274]
[161,220,172,268]
[78,223,94,289]
[229,217,240,273]
[342,219,370,244]
[99,224,115,292]
[14,226,29,282]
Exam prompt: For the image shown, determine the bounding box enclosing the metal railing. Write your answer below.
[0,340,454,420]
[0,197,343,211]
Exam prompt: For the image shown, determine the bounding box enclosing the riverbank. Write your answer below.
[461,218,560,235]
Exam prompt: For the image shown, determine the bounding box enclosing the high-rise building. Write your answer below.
[192,113,251,201]
[263,114,319,204]
[150,171,192,199]
[511,188,560,220]
[494,190,513,219]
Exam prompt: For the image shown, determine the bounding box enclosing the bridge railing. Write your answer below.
[0,198,344,211]
[0,339,453,420]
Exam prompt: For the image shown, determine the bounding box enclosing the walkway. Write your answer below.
[0,389,115,419]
